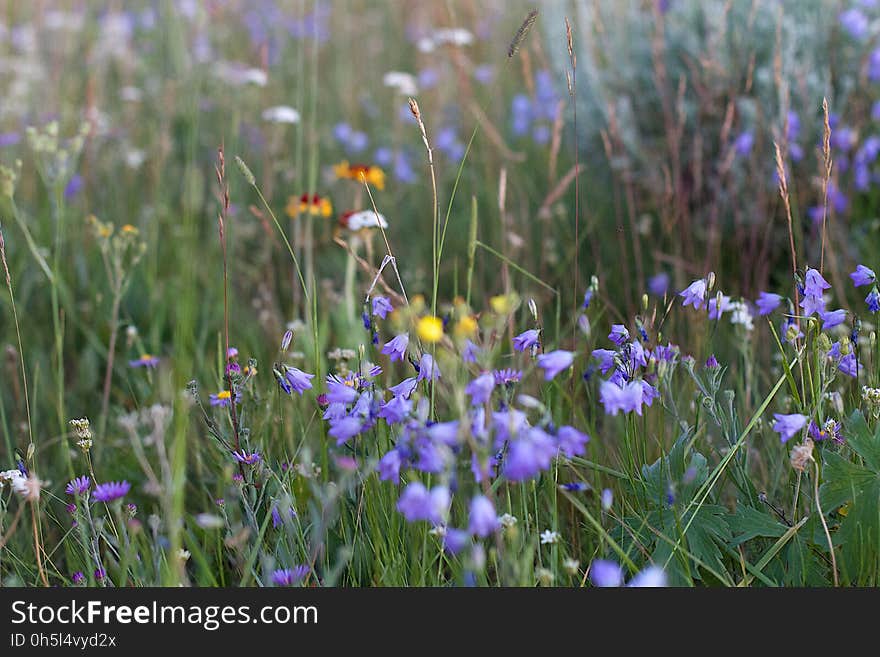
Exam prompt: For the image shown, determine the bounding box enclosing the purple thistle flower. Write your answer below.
[755,292,783,316]
[808,419,843,444]
[705,354,719,369]
[493,368,523,385]
[465,372,495,406]
[232,450,261,465]
[468,495,499,538]
[513,329,540,352]
[536,350,574,380]
[608,324,630,346]
[272,565,309,586]
[820,308,846,330]
[283,367,314,395]
[94,568,106,581]
[416,353,441,381]
[772,413,808,444]
[65,476,91,496]
[867,289,880,313]
[372,296,393,319]
[92,480,131,503]
[589,559,624,587]
[804,267,831,298]
[679,279,707,309]
[382,334,409,362]
[128,354,159,368]
[851,265,876,287]
[599,380,645,416]
[556,425,589,458]
[72,571,85,584]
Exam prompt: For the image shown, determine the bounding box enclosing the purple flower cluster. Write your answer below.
[324,371,383,446]
[591,328,673,418]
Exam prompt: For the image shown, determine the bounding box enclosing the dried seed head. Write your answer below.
[789,438,814,473]
[407,97,421,123]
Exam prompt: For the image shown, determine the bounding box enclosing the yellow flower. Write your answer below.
[416,315,444,343]
[334,160,385,191]
[454,316,478,338]
[216,390,232,400]
[490,293,519,315]
[88,214,113,239]
[286,193,334,219]
[121,224,139,235]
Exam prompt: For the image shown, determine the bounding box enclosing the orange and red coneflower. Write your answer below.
[333,160,385,190]
[285,193,333,218]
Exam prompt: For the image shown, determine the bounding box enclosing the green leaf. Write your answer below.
[728,503,787,546]
[845,410,880,472]
[818,411,880,584]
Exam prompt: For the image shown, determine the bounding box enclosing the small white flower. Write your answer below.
[434,28,474,47]
[563,558,580,575]
[417,37,436,53]
[125,148,146,169]
[177,548,191,561]
[342,210,388,231]
[428,525,447,538]
[540,529,560,545]
[383,71,418,97]
[262,105,301,125]
[240,68,268,86]
[729,300,754,331]
[499,513,517,528]
[0,469,24,490]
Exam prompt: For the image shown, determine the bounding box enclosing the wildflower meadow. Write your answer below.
[3,0,880,594]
